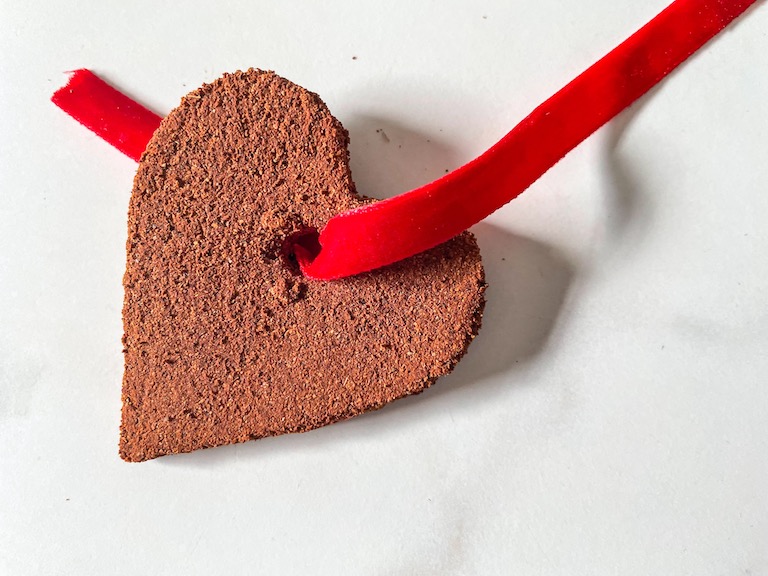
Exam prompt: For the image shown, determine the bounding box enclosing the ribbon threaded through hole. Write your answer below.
[281,228,322,276]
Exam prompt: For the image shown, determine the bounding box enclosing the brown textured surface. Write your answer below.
[120,69,486,462]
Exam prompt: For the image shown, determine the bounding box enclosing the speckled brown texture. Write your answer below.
[120,69,486,462]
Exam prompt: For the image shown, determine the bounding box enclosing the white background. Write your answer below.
[1,1,767,574]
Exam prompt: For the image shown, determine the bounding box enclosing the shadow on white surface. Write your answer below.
[600,83,657,252]
[345,113,463,201]
[445,223,575,383]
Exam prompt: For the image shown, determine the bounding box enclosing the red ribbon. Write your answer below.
[52,0,758,279]
[52,69,161,162]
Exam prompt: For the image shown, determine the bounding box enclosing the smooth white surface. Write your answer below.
[1,0,767,573]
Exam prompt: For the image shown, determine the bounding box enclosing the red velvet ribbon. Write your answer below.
[52,69,162,162]
[52,0,758,279]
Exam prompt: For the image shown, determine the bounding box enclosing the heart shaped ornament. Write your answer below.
[121,70,486,461]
